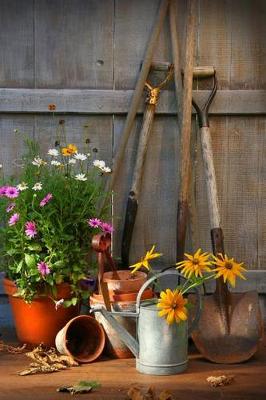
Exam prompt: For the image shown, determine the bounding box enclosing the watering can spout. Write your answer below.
[92,306,139,358]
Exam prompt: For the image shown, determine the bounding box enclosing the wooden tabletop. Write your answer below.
[0,340,265,400]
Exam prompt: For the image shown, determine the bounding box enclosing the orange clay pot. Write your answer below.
[103,270,147,293]
[55,315,105,363]
[90,288,154,359]
[3,278,80,347]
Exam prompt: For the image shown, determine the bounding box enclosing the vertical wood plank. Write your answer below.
[0,0,34,87]
[35,0,114,88]
[0,116,35,176]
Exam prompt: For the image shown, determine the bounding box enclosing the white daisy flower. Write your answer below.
[0,164,2,169]
[93,159,106,169]
[48,148,59,157]
[51,160,62,166]
[74,153,87,161]
[32,182,42,191]
[32,157,47,167]
[87,152,91,157]
[17,182,28,191]
[68,158,76,165]
[75,173,87,181]
[102,166,112,173]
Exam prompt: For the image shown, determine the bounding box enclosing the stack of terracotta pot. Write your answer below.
[90,270,153,358]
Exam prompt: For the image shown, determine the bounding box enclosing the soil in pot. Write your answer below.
[3,278,80,347]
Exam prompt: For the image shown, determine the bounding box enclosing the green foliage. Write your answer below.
[0,137,111,305]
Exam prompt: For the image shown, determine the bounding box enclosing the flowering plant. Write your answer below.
[0,136,112,306]
[130,247,246,325]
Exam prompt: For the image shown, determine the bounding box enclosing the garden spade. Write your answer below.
[190,67,263,363]
[121,63,173,267]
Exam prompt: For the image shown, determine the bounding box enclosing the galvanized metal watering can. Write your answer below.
[92,271,202,375]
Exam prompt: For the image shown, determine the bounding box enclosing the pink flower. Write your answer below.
[37,261,50,276]
[8,213,20,226]
[100,222,114,234]
[0,186,7,196]
[6,203,15,213]
[25,221,37,238]
[40,193,53,207]
[4,186,19,199]
[88,218,102,228]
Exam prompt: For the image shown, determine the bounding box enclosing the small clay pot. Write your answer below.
[55,315,105,363]
[103,270,147,293]
[3,278,80,347]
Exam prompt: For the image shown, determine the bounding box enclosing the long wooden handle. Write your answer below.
[175,0,197,261]
[200,126,221,229]
[99,0,169,214]
[200,126,230,304]
[121,103,156,266]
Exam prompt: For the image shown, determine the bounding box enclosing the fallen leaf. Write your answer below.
[206,375,235,387]
[57,381,101,395]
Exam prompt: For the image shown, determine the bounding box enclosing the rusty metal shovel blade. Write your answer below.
[189,290,264,363]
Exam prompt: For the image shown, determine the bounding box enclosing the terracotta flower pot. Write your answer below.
[90,288,154,359]
[55,315,105,363]
[3,278,80,347]
[103,270,147,293]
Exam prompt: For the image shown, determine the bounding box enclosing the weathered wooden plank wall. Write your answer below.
[0,0,265,286]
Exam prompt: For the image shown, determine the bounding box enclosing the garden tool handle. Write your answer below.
[136,270,202,335]
[99,0,169,214]
[175,0,197,262]
[121,67,173,267]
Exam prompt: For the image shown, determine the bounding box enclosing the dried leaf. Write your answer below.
[18,344,78,375]
[158,390,174,400]
[206,375,235,387]
[127,387,145,400]
[0,340,27,354]
[57,380,101,395]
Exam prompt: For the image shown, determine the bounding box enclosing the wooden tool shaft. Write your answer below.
[192,66,215,78]
[121,103,156,266]
[200,127,230,315]
[131,103,156,196]
[169,0,182,127]
[176,0,196,260]
[200,126,221,229]
[99,0,169,213]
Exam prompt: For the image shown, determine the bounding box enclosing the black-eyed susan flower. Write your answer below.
[212,253,247,287]
[176,248,212,279]
[129,245,162,274]
[61,144,78,156]
[157,289,188,325]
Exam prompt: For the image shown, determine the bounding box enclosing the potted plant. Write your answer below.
[0,134,111,346]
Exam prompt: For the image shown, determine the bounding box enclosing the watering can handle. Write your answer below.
[136,270,202,335]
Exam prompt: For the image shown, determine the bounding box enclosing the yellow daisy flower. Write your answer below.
[176,248,212,279]
[212,253,247,287]
[129,245,162,274]
[157,289,188,325]
[61,144,78,156]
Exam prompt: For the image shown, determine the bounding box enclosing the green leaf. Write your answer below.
[24,254,36,269]
[6,248,17,256]
[16,260,24,273]
[71,297,78,306]
[27,243,42,252]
